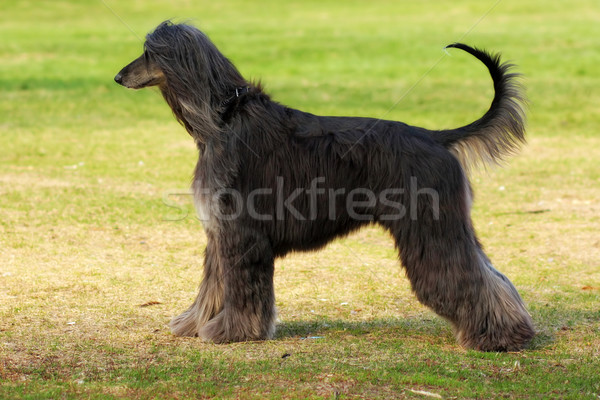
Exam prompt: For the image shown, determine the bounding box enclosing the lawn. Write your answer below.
[1,0,599,398]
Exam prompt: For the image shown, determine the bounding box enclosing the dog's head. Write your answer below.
[115,20,224,90]
[114,20,249,141]
[114,51,165,89]
[115,20,246,93]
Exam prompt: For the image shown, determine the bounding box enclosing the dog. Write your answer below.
[115,20,535,351]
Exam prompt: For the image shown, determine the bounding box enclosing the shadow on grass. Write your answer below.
[526,303,600,350]
[275,316,453,343]
[274,304,600,352]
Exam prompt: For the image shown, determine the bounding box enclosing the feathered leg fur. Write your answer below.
[170,235,224,337]
[386,155,534,351]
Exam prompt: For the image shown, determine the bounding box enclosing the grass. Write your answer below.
[1,0,599,398]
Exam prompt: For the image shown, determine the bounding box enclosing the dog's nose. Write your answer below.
[114,73,123,84]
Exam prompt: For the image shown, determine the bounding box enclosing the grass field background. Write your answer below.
[1,0,599,398]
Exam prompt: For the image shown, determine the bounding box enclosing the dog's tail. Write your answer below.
[434,43,526,170]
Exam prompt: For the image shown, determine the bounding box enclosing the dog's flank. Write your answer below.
[115,20,534,351]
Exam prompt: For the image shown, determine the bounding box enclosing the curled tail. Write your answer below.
[435,43,527,170]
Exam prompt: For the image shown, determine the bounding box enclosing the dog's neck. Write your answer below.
[159,83,253,143]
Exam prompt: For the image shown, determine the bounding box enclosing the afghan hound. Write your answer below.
[115,20,535,351]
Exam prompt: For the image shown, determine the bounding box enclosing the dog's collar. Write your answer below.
[221,86,250,107]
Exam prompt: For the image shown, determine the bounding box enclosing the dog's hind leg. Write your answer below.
[387,155,535,351]
[170,235,224,337]
[198,229,277,343]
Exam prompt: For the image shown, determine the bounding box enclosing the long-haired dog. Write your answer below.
[115,21,535,351]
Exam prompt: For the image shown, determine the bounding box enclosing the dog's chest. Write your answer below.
[193,186,212,231]
[193,174,219,233]
[192,146,239,234]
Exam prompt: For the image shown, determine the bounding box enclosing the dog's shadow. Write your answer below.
[274,317,455,344]
[274,309,577,351]
[523,304,598,351]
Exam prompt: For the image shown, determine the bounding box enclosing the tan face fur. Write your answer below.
[114,52,166,89]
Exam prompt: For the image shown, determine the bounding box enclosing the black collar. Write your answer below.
[221,86,250,107]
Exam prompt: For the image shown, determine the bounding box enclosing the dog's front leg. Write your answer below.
[170,234,224,337]
[198,228,277,343]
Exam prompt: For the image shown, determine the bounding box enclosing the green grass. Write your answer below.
[1,0,599,398]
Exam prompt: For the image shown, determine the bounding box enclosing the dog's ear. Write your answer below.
[115,53,165,89]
